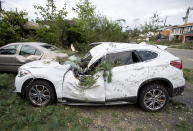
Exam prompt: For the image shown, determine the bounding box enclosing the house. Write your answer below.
[169,23,193,43]
[158,27,172,40]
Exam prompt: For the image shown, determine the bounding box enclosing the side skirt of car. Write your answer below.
[57,96,137,106]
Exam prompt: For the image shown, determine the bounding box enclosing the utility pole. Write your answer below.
[163,16,167,26]
[0,0,2,11]
[0,0,4,11]
[182,7,193,24]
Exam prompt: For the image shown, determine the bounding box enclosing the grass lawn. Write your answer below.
[183,68,193,84]
[0,68,193,130]
[0,74,92,131]
[148,41,193,50]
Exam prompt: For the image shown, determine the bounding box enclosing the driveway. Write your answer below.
[167,48,193,68]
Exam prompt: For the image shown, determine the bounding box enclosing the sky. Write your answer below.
[2,0,193,28]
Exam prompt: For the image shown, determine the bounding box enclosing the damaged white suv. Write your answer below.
[15,42,185,112]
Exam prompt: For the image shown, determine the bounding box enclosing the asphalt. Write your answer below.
[167,48,193,109]
[172,83,193,108]
[167,48,193,69]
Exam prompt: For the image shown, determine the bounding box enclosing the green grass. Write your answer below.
[111,112,118,118]
[175,121,193,131]
[0,73,15,89]
[0,73,92,131]
[0,67,193,130]
[170,42,193,50]
[183,68,193,84]
[147,40,193,50]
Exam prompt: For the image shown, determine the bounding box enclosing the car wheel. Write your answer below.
[17,92,24,98]
[139,83,169,112]
[26,80,56,107]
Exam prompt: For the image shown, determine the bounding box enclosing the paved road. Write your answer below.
[167,48,193,68]
[172,83,193,108]
[166,48,193,108]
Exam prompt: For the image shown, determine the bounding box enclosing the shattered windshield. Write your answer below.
[80,52,92,68]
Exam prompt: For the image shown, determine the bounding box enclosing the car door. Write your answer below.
[105,51,149,101]
[62,57,106,103]
[0,44,19,72]
[15,45,42,66]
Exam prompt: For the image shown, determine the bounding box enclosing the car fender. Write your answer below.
[137,77,174,97]
[27,65,71,98]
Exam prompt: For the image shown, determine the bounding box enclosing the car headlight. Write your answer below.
[18,70,31,77]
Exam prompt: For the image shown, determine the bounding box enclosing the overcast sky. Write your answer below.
[3,0,193,28]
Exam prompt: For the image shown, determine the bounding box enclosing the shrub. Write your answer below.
[0,11,28,46]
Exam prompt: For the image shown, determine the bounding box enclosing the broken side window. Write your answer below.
[81,53,92,68]
[106,51,134,66]
[84,57,105,74]
[137,50,158,61]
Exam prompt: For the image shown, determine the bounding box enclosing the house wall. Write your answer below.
[169,24,193,42]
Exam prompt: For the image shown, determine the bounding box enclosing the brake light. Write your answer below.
[170,60,182,69]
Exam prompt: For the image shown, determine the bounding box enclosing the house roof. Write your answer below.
[160,30,170,36]
[173,23,193,28]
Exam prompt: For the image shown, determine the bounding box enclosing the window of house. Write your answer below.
[0,45,19,55]
[19,45,41,57]
[137,50,158,61]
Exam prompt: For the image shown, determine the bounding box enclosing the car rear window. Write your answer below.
[137,50,158,61]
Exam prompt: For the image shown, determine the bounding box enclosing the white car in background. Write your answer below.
[14,42,185,112]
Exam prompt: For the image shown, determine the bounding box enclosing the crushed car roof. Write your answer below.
[88,42,167,67]
[89,42,155,57]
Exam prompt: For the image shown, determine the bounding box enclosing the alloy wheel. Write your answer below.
[29,85,51,106]
[144,88,166,111]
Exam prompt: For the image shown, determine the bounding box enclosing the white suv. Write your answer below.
[15,42,185,112]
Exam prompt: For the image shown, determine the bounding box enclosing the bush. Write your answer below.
[0,11,28,46]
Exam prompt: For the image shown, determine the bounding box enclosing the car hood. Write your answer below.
[19,59,69,70]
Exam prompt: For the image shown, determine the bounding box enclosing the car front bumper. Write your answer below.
[172,86,185,97]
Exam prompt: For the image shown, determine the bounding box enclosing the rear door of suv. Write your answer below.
[105,50,149,102]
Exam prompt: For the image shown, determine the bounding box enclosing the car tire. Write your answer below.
[17,92,24,98]
[26,80,56,107]
[139,82,169,112]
